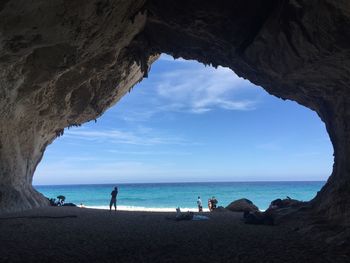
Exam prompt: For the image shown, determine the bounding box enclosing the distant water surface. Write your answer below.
[35,181,325,211]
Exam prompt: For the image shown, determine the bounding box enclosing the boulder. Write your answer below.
[226,198,259,213]
[268,197,303,210]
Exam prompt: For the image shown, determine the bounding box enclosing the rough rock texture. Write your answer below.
[226,199,259,213]
[0,0,350,226]
[0,0,154,212]
[268,197,304,209]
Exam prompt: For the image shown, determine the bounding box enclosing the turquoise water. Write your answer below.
[35,181,325,211]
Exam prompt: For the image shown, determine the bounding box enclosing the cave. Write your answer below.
[0,0,349,233]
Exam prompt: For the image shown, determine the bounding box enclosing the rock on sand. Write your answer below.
[226,198,259,212]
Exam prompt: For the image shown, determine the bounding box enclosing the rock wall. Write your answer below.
[141,0,350,223]
[0,0,152,212]
[1,0,350,223]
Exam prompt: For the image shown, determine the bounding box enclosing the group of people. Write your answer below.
[109,187,218,213]
[197,196,218,212]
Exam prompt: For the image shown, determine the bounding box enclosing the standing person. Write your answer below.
[109,186,118,212]
[208,198,213,211]
[211,196,218,210]
[197,196,203,212]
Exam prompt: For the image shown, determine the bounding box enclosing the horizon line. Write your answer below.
[34,180,326,187]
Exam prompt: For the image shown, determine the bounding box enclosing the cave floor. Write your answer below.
[0,207,347,263]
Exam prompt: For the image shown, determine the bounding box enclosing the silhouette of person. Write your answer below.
[208,198,213,211]
[211,196,218,210]
[197,196,203,212]
[109,186,118,212]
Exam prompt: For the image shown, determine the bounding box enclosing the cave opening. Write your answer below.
[2,1,350,260]
[33,54,333,211]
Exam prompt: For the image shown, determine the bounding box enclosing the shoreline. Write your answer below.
[35,181,324,212]
[82,205,267,213]
[84,205,210,212]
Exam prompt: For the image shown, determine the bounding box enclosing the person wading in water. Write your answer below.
[109,186,118,212]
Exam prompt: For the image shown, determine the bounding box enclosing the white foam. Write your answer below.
[84,205,210,212]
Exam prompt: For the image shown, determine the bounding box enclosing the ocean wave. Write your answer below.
[84,205,210,212]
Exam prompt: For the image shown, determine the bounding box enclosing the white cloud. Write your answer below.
[34,160,210,185]
[106,150,192,156]
[64,127,187,146]
[121,59,260,122]
[155,66,257,113]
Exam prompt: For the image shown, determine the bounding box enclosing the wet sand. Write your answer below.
[0,207,347,263]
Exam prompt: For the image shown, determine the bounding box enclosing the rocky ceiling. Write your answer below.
[0,0,349,225]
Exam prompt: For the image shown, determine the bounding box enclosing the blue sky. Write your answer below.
[33,54,333,185]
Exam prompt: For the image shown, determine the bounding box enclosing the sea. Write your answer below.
[34,181,325,212]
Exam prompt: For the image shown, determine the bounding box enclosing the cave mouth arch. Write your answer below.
[33,54,333,211]
[0,0,349,224]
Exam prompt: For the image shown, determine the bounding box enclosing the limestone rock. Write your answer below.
[226,198,259,213]
[0,0,152,213]
[0,0,349,229]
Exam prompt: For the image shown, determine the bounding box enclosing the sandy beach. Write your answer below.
[0,207,348,263]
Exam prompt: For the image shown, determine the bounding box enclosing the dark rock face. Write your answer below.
[0,0,349,225]
[0,0,151,212]
[268,198,304,210]
[226,199,259,213]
